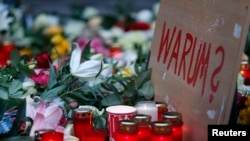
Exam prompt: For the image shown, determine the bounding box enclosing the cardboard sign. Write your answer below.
[149,0,250,140]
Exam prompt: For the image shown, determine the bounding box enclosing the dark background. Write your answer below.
[10,0,160,17]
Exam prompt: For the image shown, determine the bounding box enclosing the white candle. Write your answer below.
[135,101,158,121]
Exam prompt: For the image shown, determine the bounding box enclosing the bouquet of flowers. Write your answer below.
[0,1,159,139]
[0,40,155,137]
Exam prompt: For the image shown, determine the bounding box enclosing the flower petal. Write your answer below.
[25,102,35,119]
[29,113,45,136]
[70,43,82,74]
[36,100,46,114]
[101,63,113,78]
[72,60,101,78]
[45,104,63,124]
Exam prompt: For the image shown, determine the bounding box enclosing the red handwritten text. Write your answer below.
[157,21,224,103]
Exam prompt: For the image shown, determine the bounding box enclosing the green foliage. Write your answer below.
[82,40,92,60]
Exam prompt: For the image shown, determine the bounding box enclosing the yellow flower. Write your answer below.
[51,34,64,45]
[60,40,71,51]
[19,48,32,57]
[51,40,71,60]
[245,95,250,107]
[121,67,134,77]
[239,107,250,124]
[51,46,67,60]
[44,25,63,36]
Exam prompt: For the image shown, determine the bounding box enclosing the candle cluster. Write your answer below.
[108,101,183,141]
[115,112,183,141]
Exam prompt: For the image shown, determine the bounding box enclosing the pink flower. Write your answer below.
[30,69,50,86]
[26,99,64,136]
[76,37,109,56]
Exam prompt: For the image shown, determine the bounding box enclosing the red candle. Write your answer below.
[40,131,64,141]
[240,62,250,78]
[81,130,106,141]
[155,102,168,121]
[73,108,93,141]
[132,114,151,141]
[35,129,55,141]
[151,121,173,141]
[163,112,183,141]
[116,120,138,141]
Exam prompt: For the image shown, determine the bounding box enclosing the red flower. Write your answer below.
[35,51,52,69]
[126,21,151,31]
[109,47,122,59]
[115,21,151,31]
[0,42,16,68]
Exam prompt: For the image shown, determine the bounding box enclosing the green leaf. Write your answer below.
[123,80,136,97]
[41,85,67,99]
[93,115,107,130]
[10,49,20,66]
[9,91,23,98]
[67,91,95,101]
[138,80,154,100]
[0,88,8,100]
[17,64,34,76]
[48,63,57,89]
[101,94,123,106]
[95,61,103,79]
[0,98,24,112]
[102,83,120,95]
[66,92,96,105]
[9,79,22,95]
[136,68,152,88]
[83,40,92,60]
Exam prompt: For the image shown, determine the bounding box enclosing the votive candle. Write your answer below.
[155,101,168,121]
[240,61,250,78]
[81,130,106,141]
[35,129,55,141]
[40,131,64,141]
[73,108,93,141]
[163,112,183,141]
[151,121,173,141]
[116,120,138,141]
[132,114,151,141]
[135,101,158,121]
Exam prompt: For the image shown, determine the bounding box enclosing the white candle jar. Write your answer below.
[135,101,158,121]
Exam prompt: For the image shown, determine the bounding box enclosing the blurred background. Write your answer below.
[22,0,159,15]
[5,0,160,16]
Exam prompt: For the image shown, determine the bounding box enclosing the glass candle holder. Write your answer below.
[116,120,138,141]
[163,112,183,141]
[73,108,93,141]
[40,131,64,141]
[35,129,55,141]
[81,130,106,141]
[135,101,158,121]
[151,121,173,141]
[132,114,151,141]
[106,105,137,141]
[240,61,250,79]
[155,101,168,121]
